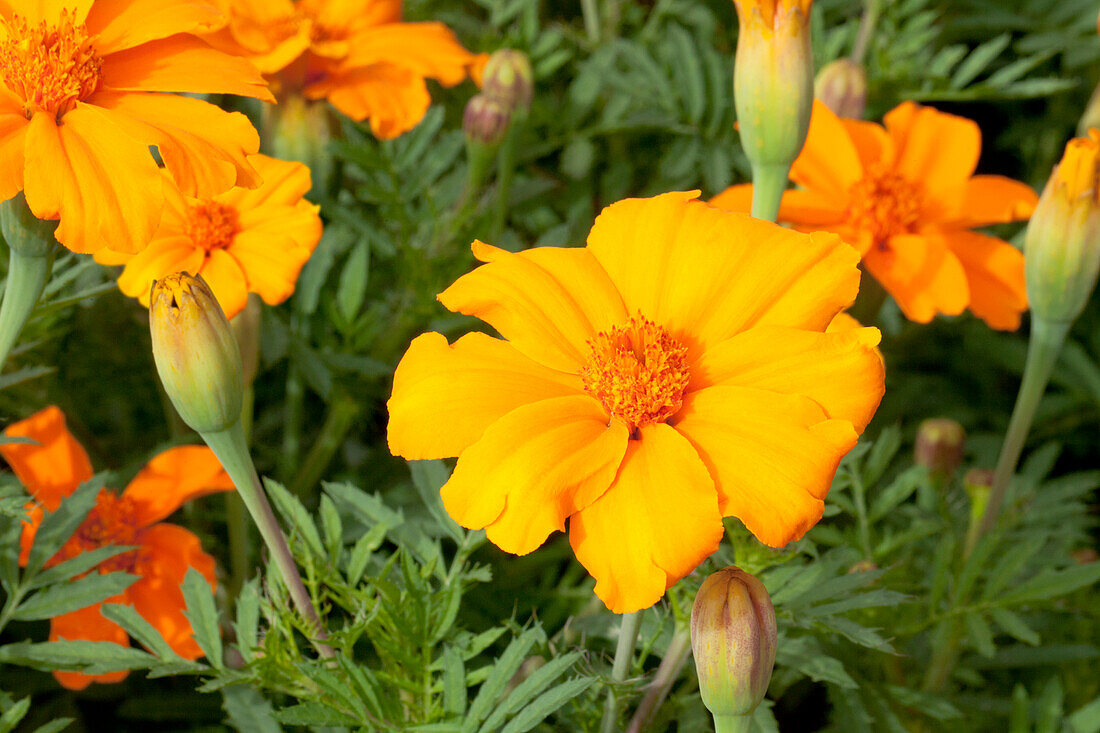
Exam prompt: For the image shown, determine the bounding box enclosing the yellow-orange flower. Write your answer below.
[206,0,484,139]
[95,154,321,319]
[1,406,234,690]
[713,101,1039,330]
[0,0,274,254]
[387,192,885,613]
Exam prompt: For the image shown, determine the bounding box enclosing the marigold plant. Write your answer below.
[0,0,274,254]
[95,154,322,319]
[388,191,885,613]
[206,0,484,139]
[0,407,233,690]
[713,100,1039,329]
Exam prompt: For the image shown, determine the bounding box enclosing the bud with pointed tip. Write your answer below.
[482,49,533,116]
[150,272,244,434]
[814,58,866,119]
[691,566,777,725]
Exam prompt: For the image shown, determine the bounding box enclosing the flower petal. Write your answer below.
[673,386,857,548]
[0,96,27,202]
[305,62,429,139]
[197,248,249,318]
[690,325,885,431]
[948,175,1038,228]
[440,395,628,555]
[227,220,318,306]
[710,183,845,225]
[49,604,129,690]
[842,116,893,170]
[439,240,628,373]
[885,102,980,209]
[123,446,234,527]
[1,406,93,510]
[86,0,225,54]
[222,155,312,211]
[568,422,722,614]
[863,232,969,323]
[789,100,863,204]
[943,229,1028,330]
[344,23,476,86]
[23,106,163,254]
[586,192,861,355]
[129,523,216,659]
[388,332,586,459]
[10,0,94,25]
[110,236,205,305]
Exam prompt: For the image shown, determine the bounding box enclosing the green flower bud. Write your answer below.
[482,49,534,115]
[150,272,244,434]
[814,58,866,120]
[914,418,966,481]
[691,566,777,721]
[464,93,511,148]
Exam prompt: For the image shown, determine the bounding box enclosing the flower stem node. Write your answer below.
[814,58,866,120]
[691,566,777,723]
[150,272,244,434]
[1025,130,1100,325]
[914,418,966,481]
[482,49,534,117]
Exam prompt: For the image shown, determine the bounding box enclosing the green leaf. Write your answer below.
[100,603,184,661]
[964,612,996,658]
[1068,694,1100,733]
[885,686,962,721]
[480,653,581,732]
[30,719,74,733]
[989,607,1040,646]
[182,567,223,669]
[970,644,1099,669]
[234,579,261,663]
[319,494,343,560]
[862,425,901,486]
[998,563,1100,604]
[442,647,466,717]
[25,479,103,575]
[0,366,54,392]
[0,640,157,673]
[14,571,136,621]
[336,239,370,324]
[409,460,463,543]
[223,685,283,733]
[272,702,358,727]
[26,545,136,590]
[951,34,1011,88]
[462,627,545,732]
[264,478,325,560]
[499,677,594,733]
[0,697,29,733]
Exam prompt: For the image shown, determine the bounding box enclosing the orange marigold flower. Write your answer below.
[0,0,275,254]
[713,100,1039,330]
[387,191,885,613]
[94,154,322,318]
[205,0,484,139]
[1,406,234,690]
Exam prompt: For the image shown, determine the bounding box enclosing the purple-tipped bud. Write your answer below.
[814,58,867,119]
[691,566,777,719]
[482,49,534,114]
[914,418,966,480]
[463,93,511,148]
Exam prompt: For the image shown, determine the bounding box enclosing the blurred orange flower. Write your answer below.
[95,154,321,319]
[206,0,484,139]
[388,192,885,613]
[1,406,233,690]
[713,101,1039,330]
[0,0,274,254]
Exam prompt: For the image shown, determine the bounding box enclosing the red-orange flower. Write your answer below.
[1,406,234,690]
[388,192,885,613]
[0,0,274,254]
[713,101,1039,330]
[95,154,322,318]
[206,0,484,139]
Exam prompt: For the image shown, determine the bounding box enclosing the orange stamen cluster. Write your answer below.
[186,201,240,251]
[0,11,102,120]
[48,490,141,574]
[846,162,924,249]
[580,315,690,434]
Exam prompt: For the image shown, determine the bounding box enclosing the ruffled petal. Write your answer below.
[842,116,893,170]
[388,332,586,459]
[86,0,225,54]
[344,23,476,86]
[299,0,401,31]
[305,62,429,139]
[441,395,628,556]
[690,325,885,431]
[568,422,722,614]
[196,248,249,318]
[943,229,1028,331]
[586,192,861,356]
[123,446,234,527]
[221,155,312,211]
[98,35,274,101]
[885,102,980,214]
[0,93,27,202]
[23,106,162,254]
[49,604,130,690]
[863,232,969,323]
[947,175,1038,228]
[672,386,857,547]
[129,523,217,660]
[109,236,204,305]
[789,100,863,204]
[438,240,628,373]
[227,219,318,306]
[1,406,93,510]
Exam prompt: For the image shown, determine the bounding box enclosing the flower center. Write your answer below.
[845,163,923,248]
[49,490,142,574]
[0,10,102,120]
[186,200,239,251]
[580,315,690,434]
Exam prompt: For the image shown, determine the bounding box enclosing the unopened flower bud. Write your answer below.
[733,0,814,169]
[691,566,777,723]
[914,418,966,481]
[464,93,511,148]
[1025,131,1100,325]
[150,272,244,434]
[482,49,533,116]
[814,58,866,119]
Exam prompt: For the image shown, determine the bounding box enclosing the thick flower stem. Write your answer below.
[490,127,518,242]
[600,610,644,733]
[626,625,692,733]
[851,0,884,65]
[202,421,335,659]
[0,245,53,373]
[978,318,1070,541]
[749,163,789,223]
[714,714,753,733]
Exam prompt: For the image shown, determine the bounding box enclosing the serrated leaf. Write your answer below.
[442,647,466,717]
[998,563,1100,604]
[234,580,261,662]
[25,480,103,575]
[14,571,136,621]
[182,568,223,669]
[27,545,136,590]
[319,495,343,560]
[409,460,463,544]
[951,34,1011,89]
[499,677,594,733]
[223,685,282,733]
[462,627,545,732]
[989,607,1040,646]
[0,640,157,673]
[885,685,962,721]
[264,479,325,560]
[99,603,183,661]
[272,702,358,727]
[480,653,580,732]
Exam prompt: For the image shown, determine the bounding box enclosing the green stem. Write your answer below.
[0,246,54,373]
[289,393,361,500]
[979,318,1070,538]
[749,163,789,223]
[490,127,518,242]
[580,0,600,43]
[851,0,884,66]
[713,714,753,733]
[225,492,250,605]
[280,359,305,482]
[202,421,334,659]
[626,625,692,733]
[922,617,962,692]
[600,610,644,733]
